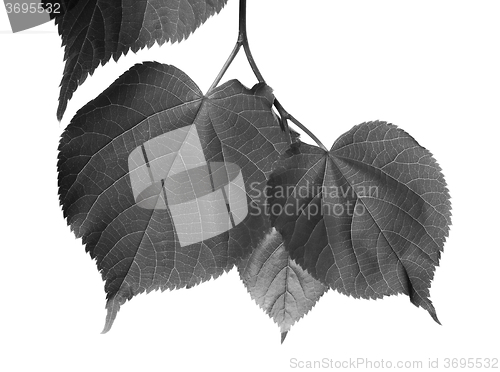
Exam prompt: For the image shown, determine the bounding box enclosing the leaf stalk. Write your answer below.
[208,41,242,92]
[210,0,328,152]
[274,99,328,151]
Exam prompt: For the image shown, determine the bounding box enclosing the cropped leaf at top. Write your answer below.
[268,121,452,322]
[49,0,228,120]
[238,228,327,343]
[58,62,289,332]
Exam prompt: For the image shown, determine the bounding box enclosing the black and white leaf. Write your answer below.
[238,228,327,343]
[58,61,288,332]
[48,0,228,120]
[268,121,452,322]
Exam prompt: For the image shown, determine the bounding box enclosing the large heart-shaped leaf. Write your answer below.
[47,0,228,120]
[268,121,452,322]
[58,61,288,332]
[238,228,327,343]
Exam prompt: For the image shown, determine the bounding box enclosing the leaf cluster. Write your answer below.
[50,0,452,341]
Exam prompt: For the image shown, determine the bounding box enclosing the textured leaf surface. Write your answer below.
[238,228,326,342]
[50,0,228,120]
[58,62,288,332]
[268,121,452,322]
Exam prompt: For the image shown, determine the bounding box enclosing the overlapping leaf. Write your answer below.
[48,0,228,120]
[238,228,327,343]
[58,62,288,332]
[268,121,452,322]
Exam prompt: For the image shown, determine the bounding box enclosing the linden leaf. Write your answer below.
[268,121,452,322]
[58,62,288,332]
[46,0,228,120]
[238,228,327,343]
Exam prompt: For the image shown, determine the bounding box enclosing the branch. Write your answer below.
[210,0,327,151]
[238,0,327,150]
[238,0,264,83]
[208,0,260,92]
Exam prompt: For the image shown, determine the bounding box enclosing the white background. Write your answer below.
[1,1,499,371]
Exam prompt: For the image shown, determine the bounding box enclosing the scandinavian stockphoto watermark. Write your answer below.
[248,181,379,219]
[128,125,248,246]
[3,1,60,32]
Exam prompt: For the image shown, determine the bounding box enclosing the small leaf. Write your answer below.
[238,228,327,341]
[49,0,228,120]
[58,62,289,332]
[268,121,452,322]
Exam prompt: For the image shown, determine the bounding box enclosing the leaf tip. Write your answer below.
[101,296,122,334]
[430,310,442,325]
[281,331,288,344]
[56,101,66,122]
